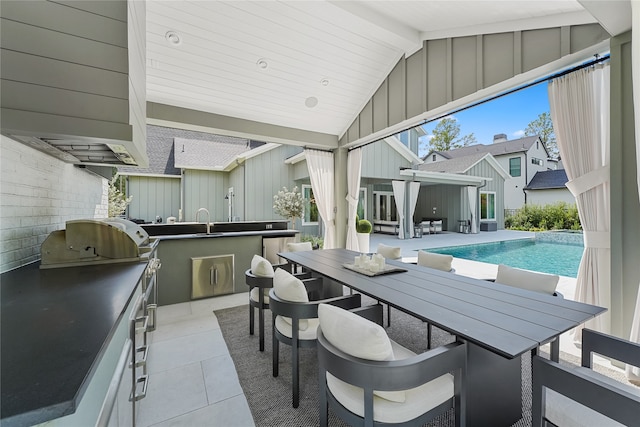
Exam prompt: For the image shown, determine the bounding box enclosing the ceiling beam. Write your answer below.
[578,0,632,36]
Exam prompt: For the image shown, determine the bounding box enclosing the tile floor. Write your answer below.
[137,230,626,426]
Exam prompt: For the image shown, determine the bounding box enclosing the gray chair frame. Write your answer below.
[532,328,640,427]
[317,319,467,427]
[269,281,362,408]
[245,265,311,351]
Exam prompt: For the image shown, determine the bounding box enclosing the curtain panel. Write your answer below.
[391,181,406,239]
[548,63,611,342]
[305,149,336,249]
[467,186,478,234]
[408,182,421,238]
[627,1,640,384]
[346,148,362,251]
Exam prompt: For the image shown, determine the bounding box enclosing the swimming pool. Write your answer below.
[427,239,583,277]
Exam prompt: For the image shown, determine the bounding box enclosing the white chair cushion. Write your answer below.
[251,254,274,278]
[545,367,640,427]
[273,268,309,330]
[287,242,313,252]
[326,339,454,424]
[495,264,559,295]
[318,304,404,403]
[376,243,401,260]
[250,287,269,304]
[274,316,319,340]
[417,251,453,272]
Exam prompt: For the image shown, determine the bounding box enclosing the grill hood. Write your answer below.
[41,218,153,269]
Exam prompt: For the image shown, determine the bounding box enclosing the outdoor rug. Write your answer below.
[215,302,541,427]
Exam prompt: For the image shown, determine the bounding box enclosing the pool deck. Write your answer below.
[367,229,611,366]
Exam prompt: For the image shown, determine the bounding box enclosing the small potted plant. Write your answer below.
[355,215,372,253]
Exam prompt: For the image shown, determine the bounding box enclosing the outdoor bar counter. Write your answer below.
[0,261,148,427]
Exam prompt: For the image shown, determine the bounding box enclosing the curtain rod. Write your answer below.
[349,54,610,152]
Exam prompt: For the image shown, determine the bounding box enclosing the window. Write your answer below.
[480,192,496,221]
[302,185,318,225]
[531,157,544,166]
[357,188,367,220]
[432,154,436,162]
[509,157,521,177]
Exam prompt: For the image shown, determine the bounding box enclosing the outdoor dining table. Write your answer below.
[278,248,606,427]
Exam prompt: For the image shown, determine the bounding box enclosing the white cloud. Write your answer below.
[512,130,525,137]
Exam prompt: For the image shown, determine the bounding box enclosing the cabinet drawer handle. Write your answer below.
[130,375,149,402]
[209,267,218,286]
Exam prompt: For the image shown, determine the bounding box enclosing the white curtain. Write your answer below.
[408,182,421,238]
[346,148,362,251]
[548,62,611,342]
[627,0,640,384]
[305,149,336,249]
[391,181,406,239]
[467,186,478,234]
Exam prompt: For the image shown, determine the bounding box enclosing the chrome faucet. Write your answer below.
[195,208,210,234]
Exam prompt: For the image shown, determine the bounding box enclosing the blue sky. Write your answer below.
[418,82,550,155]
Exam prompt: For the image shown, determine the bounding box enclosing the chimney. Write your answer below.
[493,133,507,143]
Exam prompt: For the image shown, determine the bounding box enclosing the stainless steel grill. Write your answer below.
[40,218,154,268]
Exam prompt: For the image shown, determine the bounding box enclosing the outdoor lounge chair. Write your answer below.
[269,268,362,408]
[532,328,640,427]
[317,303,467,427]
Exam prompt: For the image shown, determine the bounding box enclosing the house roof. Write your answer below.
[118,126,181,177]
[418,152,511,180]
[428,136,543,160]
[524,169,569,190]
[174,137,264,171]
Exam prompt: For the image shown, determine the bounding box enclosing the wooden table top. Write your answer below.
[279,248,606,359]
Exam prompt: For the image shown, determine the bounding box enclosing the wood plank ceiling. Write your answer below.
[145,1,598,139]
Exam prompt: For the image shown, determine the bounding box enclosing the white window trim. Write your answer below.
[480,191,497,222]
[301,184,318,226]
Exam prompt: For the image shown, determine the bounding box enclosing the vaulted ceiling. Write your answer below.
[145,1,631,141]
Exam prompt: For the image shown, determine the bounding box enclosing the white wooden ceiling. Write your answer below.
[145,1,615,139]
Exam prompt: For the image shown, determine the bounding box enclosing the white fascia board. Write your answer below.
[400,169,490,186]
[383,136,423,164]
[117,172,181,179]
[239,143,281,161]
[284,151,306,165]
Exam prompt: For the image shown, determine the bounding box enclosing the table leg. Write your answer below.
[465,342,522,427]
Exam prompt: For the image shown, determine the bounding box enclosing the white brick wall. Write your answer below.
[0,136,108,272]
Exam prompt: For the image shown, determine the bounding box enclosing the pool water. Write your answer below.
[428,239,583,277]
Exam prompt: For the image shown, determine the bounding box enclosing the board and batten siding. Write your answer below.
[126,176,180,223]
[342,23,609,145]
[361,141,413,180]
[0,0,148,165]
[244,145,302,221]
[415,184,463,231]
[467,159,505,228]
[183,170,228,222]
[228,165,245,221]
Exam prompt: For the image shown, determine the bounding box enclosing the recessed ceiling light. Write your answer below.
[305,97,319,108]
[165,31,181,46]
[256,58,269,70]
[320,78,330,86]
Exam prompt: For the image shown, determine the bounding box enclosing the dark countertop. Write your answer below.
[1,261,148,427]
[153,229,299,241]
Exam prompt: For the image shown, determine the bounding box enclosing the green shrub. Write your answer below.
[356,219,372,234]
[505,202,582,232]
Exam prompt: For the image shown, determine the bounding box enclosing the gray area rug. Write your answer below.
[216,301,633,426]
[216,302,539,427]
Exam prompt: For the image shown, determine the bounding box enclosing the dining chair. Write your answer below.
[269,268,362,408]
[494,263,560,296]
[376,243,401,260]
[246,254,310,351]
[416,250,455,348]
[532,328,640,427]
[317,303,467,427]
[286,241,313,274]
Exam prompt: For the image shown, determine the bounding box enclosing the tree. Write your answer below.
[108,175,132,217]
[426,117,477,152]
[525,112,558,158]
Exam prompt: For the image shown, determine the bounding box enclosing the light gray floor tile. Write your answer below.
[148,329,227,374]
[192,292,249,314]
[149,395,255,427]
[201,354,243,404]
[152,312,220,343]
[136,362,208,427]
[156,302,192,322]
